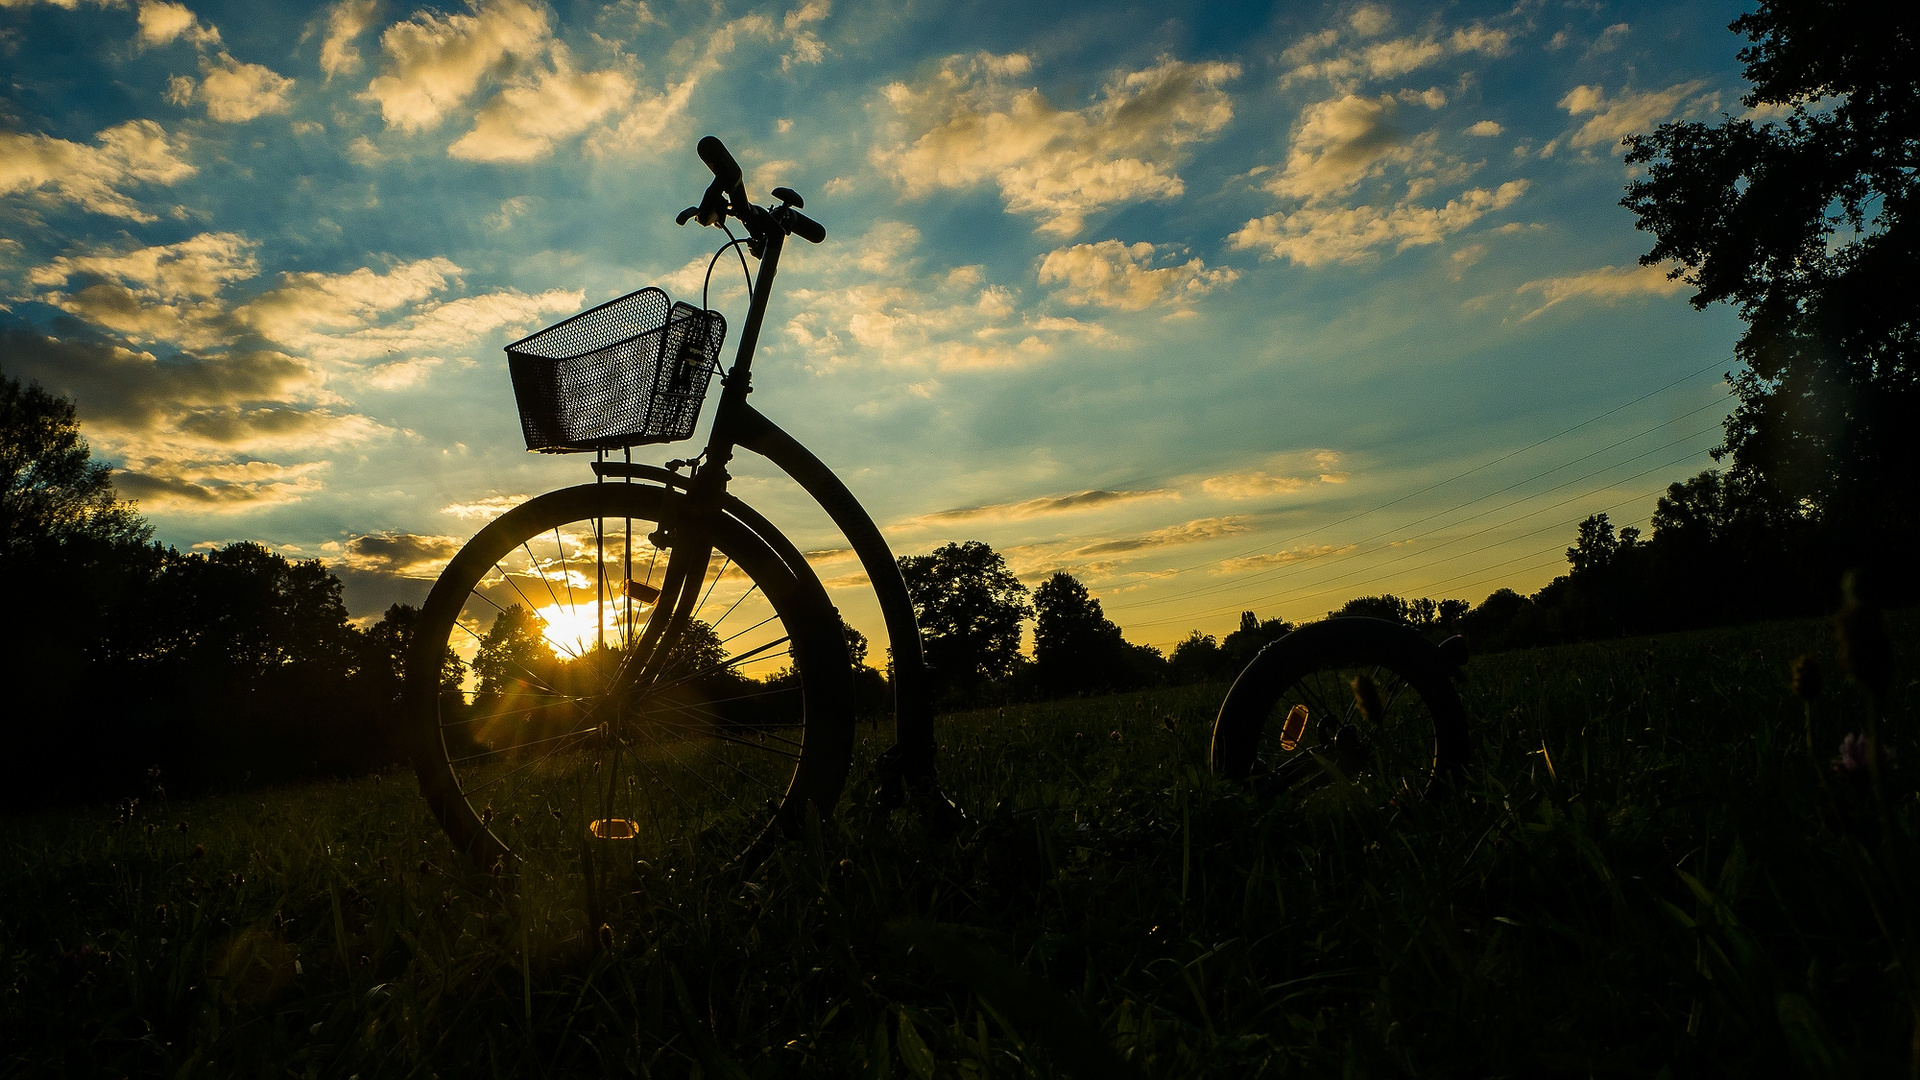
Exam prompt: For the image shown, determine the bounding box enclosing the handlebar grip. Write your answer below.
[785,208,826,244]
[696,135,742,188]
[676,205,701,226]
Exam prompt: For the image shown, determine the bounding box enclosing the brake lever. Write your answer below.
[696,176,731,226]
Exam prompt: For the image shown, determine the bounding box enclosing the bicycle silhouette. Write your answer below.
[405,137,1469,880]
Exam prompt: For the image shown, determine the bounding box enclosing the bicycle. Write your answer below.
[404,136,1469,885]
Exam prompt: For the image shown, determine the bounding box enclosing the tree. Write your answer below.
[1169,631,1225,684]
[0,371,149,559]
[473,604,556,700]
[1033,571,1131,696]
[358,602,462,703]
[1621,2,1920,568]
[898,541,1030,700]
[1338,595,1410,623]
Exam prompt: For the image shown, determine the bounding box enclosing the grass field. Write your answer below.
[4,611,1916,1077]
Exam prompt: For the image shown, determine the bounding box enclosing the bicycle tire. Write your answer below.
[405,482,855,873]
[1210,617,1468,801]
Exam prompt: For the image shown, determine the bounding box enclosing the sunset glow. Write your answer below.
[2,0,1748,654]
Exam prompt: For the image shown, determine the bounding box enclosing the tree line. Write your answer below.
[5,0,1914,805]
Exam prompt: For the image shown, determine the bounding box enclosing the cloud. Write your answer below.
[898,488,1176,529]
[1216,544,1349,574]
[1516,262,1688,318]
[0,326,319,437]
[1284,18,1513,87]
[1589,23,1629,55]
[113,460,326,512]
[361,0,551,132]
[779,221,1114,372]
[29,234,574,365]
[592,12,774,153]
[447,48,633,162]
[237,256,460,342]
[342,531,464,577]
[1465,119,1502,137]
[320,0,380,79]
[0,120,195,221]
[485,195,532,230]
[26,232,261,348]
[166,53,296,123]
[1231,179,1529,266]
[136,0,219,47]
[1065,516,1249,557]
[1560,80,1713,151]
[441,494,528,520]
[873,52,1240,235]
[295,286,582,363]
[1037,240,1238,311]
[1348,4,1391,36]
[1202,450,1347,498]
[1264,93,1414,202]
[781,0,828,70]
[0,326,368,513]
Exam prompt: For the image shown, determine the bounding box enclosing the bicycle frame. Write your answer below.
[590,219,942,797]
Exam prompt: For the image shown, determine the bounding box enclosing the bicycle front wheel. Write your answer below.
[405,482,855,873]
[1210,617,1468,803]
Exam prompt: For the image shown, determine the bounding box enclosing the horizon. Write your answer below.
[0,0,1751,655]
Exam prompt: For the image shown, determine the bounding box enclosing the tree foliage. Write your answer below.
[1621,1,1919,558]
[1031,571,1165,696]
[0,372,149,559]
[899,541,1031,699]
[473,604,555,700]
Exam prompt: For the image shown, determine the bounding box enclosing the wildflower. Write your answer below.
[1790,655,1823,701]
[597,922,614,951]
[1834,732,1898,779]
[1161,715,1176,732]
[1109,730,1122,743]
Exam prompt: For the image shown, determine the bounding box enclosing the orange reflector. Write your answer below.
[623,580,662,603]
[589,818,637,840]
[1280,703,1309,751]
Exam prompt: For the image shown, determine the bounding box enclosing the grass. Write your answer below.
[4,610,1915,1077]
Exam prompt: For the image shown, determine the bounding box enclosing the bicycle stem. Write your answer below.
[701,224,786,485]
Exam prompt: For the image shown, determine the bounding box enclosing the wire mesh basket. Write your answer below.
[505,286,727,453]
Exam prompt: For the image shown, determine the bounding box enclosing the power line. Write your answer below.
[1117,353,1734,600]
[1125,438,1718,632]
[1111,386,1732,618]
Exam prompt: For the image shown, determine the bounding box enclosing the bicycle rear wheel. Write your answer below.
[1210,617,1468,803]
[405,482,854,874]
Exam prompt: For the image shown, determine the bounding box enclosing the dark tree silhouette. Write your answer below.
[357,602,462,705]
[1622,1,1920,572]
[0,372,149,558]
[1169,631,1224,684]
[473,604,556,700]
[1033,571,1133,696]
[1566,513,1641,575]
[898,540,1030,701]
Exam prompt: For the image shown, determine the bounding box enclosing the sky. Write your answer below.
[0,0,1757,655]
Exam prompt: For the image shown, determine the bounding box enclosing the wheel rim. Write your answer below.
[408,483,847,873]
[1256,660,1443,803]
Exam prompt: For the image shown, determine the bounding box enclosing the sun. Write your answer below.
[533,602,612,657]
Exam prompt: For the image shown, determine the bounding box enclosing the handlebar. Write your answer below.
[679,135,826,244]
[697,135,742,188]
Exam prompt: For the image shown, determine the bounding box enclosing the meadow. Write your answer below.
[4,611,1915,1078]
